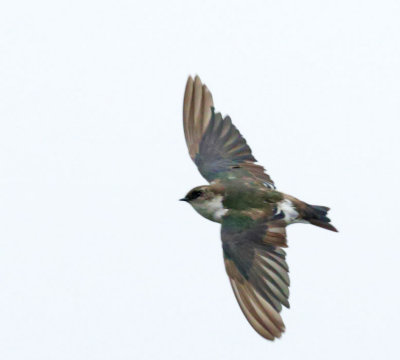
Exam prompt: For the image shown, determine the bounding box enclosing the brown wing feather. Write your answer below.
[264,220,288,247]
[222,215,290,340]
[183,75,275,187]
[225,256,287,340]
[183,75,214,160]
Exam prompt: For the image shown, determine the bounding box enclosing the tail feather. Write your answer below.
[305,204,338,232]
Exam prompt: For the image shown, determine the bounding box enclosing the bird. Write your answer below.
[180,75,337,341]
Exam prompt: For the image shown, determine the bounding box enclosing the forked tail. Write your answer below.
[304,204,338,232]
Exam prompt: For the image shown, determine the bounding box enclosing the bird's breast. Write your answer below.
[192,195,228,223]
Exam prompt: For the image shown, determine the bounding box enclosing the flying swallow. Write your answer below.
[180,75,337,341]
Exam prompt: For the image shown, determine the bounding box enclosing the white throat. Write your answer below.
[192,195,228,223]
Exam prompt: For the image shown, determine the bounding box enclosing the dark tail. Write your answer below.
[304,205,338,232]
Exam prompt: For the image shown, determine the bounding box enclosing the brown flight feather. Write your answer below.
[183,75,214,160]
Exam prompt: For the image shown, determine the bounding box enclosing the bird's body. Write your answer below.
[180,75,337,341]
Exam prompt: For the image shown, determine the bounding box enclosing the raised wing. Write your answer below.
[183,76,274,187]
[221,213,290,340]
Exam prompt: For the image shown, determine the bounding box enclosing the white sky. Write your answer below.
[1,1,400,359]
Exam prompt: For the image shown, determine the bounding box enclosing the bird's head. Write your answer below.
[180,185,212,205]
[180,185,226,222]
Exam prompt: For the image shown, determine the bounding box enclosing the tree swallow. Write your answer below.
[180,75,337,341]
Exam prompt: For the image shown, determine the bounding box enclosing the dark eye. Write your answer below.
[188,190,203,200]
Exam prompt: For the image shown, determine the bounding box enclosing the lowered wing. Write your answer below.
[221,213,290,340]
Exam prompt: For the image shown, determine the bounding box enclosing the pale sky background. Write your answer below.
[1,1,400,359]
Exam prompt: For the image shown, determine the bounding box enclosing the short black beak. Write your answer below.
[179,198,189,202]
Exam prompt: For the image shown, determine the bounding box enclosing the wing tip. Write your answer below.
[227,261,287,341]
[183,74,215,160]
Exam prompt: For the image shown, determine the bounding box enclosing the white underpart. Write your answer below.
[193,195,228,222]
[276,199,300,224]
[206,195,228,221]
